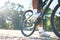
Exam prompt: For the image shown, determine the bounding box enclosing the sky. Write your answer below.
[0,0,58,9]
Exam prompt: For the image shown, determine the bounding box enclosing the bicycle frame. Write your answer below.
[21,0,60,38]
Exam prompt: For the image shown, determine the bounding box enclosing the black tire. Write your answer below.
[21,10,36,37]
[51,4,60,38]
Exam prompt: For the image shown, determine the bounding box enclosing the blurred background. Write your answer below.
[0,0,60,31]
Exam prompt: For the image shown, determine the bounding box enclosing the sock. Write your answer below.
[38,27,50,37]
[32,9,40,21]
[38,27,44,33]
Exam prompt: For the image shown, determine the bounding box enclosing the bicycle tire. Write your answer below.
[21,10,36,37]
[51,4,60,38]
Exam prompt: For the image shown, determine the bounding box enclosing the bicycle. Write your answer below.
[51,0,60,38]
[20,0,60,38]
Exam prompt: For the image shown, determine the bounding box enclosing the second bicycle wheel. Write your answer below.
[21,10,36,37]
[51,4,60,38]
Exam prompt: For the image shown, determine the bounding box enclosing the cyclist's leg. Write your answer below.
[38,21,50,37]
[37,0,50,37]
[32,0,50,37]
[32,0,38,20]
[32,9,40,20]
[32,10,50,37]
[38,22,44,32]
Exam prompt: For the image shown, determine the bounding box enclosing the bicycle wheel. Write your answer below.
[21,10,36,37]
[51,4,60,38]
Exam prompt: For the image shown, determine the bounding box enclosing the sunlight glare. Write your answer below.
[0,0,8,8]
[10,0,32,10]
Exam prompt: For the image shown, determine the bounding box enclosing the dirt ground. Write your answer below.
[0,29,59,40]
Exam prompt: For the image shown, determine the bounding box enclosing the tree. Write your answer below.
[0,1,24,30]
[43,8,52,31]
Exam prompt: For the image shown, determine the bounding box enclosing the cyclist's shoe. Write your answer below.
[39,32,50,37]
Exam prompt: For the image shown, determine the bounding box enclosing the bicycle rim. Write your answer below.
[51,4,60,38]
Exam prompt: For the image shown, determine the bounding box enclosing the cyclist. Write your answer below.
[32,0,50,37]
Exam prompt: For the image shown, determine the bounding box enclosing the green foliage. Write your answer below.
[54,16,60,31]
[0,1,60,31]
[43,8,52,31]
[0,1,24,30]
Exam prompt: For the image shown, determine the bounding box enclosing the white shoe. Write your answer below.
[39,32,50,37]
